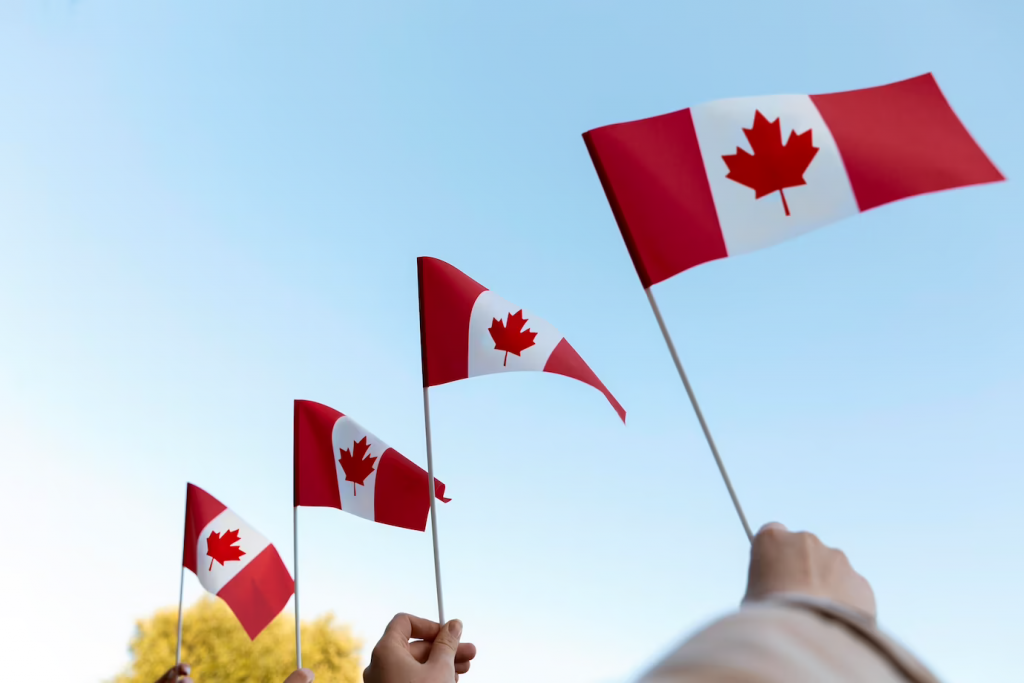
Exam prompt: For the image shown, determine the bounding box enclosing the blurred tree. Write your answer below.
[113,597,361,683]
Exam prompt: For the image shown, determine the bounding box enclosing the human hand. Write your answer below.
[363,613,477,683]
[743,522,877,618]
[283,669,315,683]
[154,663,192,683]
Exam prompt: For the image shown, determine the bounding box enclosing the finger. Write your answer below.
[456,660,472,675]
[456,641,477,662]
[383,613,442,643]
[427,619,463,667]
[752,522,789,555]
[757,521,787,536]
[409,640,477,663]
[157,664,191,683]
[408,640,431,663]
[283,668,315,683]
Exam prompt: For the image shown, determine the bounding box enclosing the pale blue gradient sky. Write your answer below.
[0,2,1020,682]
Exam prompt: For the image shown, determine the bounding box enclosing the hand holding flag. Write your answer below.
[363,614,477,683]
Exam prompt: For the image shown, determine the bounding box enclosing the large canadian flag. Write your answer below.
[294,399,450,531]
[417,256,626,421]
[583,73,1004,287]
[183,484,294,639]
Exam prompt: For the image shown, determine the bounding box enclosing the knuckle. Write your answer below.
[796,531,821,550]
[755,524,792,555]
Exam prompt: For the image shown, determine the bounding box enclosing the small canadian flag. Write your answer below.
[183,484,294,639]
[417,256,626,421]
[294,399,450,530]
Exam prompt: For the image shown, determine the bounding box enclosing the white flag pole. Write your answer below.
[645,287,754,543]
[422,387,446,624]
[293,505,302,668]
[175,487,187,671]
[174,564,185,669]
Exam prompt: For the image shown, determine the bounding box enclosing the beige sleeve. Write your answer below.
[638,596,942,683]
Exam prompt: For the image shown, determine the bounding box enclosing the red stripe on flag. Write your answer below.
[374,448,449,531]
[418,257,487,387]
[543,338,626,422]
[811,73,1004,212]
[583,108,726,287]
[216,545,294,640]
[184,484,227,573]
[294,400,344,509]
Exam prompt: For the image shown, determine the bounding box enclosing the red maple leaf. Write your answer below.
[206,529,245,571]
[488,310,537,366]
[722,110,819,216]
[338,436,377,496]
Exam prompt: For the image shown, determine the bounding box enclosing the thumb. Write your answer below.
[282,668,315,683]
[427,619,463,668]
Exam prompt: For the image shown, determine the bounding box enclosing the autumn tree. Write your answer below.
[113,597,361,683]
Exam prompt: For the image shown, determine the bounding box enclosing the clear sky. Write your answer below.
[0,1,1020,682]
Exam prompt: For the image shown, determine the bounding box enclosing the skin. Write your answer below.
[154,613,476,683]
[153,664,192,683]
[363,614,477,683]
[744,521,877,617]
[154,664,315,683]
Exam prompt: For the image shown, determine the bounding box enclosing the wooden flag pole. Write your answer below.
[422,387,446,624]
[645,287,754,543]
[293,505,302,668]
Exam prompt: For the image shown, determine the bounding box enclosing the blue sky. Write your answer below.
[0,1,1020,682]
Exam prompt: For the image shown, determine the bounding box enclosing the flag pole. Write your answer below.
[422,387,446,624]
[645,287,754,542]
[175,487,187,670]
[175,564,185,669]
[293,505,302,668]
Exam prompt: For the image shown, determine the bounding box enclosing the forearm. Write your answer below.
[638,598,940,683]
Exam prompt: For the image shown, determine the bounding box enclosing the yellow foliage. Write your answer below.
[113,597,361,683]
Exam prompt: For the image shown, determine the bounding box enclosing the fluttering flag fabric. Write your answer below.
[294,399,450,531]
[583,73,1004,287]
[183,483,294,639]
[417,256,626,422]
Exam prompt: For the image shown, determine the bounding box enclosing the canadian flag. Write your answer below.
[183,484,294,639]
[583,73,1004,287]
[294,399,450,531]
[417,257,626,422]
